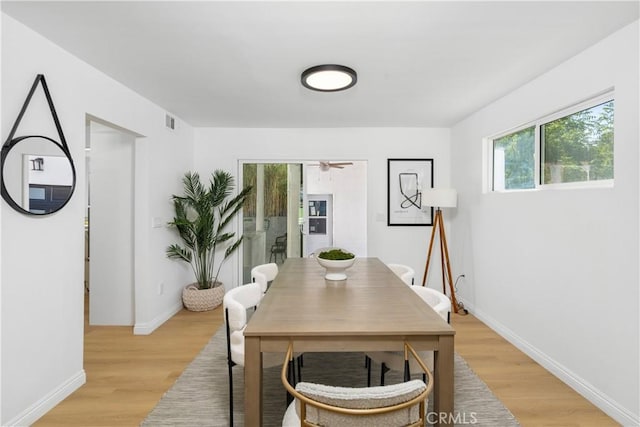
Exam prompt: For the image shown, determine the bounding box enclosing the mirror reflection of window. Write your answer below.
[29,186,46,200]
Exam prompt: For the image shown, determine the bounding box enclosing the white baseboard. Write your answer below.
[133,301,183,335]
[5,370,86,427]
[465,301,639,426]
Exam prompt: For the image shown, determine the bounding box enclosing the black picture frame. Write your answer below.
[387,158,434,226]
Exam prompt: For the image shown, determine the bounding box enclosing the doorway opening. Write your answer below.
[239,160,367,284]
[86,118,139,326]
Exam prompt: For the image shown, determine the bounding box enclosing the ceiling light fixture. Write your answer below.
[301,64,357,92]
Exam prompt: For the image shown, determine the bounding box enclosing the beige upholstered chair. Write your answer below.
[224,282,296,425]
[366,287,450,386]
[386,263,415,286]
[281,342,433,427]
[251,262,279,293]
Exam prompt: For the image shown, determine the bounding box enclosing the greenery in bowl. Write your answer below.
[318,249,355,261]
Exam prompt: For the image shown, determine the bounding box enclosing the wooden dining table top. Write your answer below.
[244,257,455,340]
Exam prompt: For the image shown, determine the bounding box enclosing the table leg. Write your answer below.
[433,334,454,426]
[244,337,262,426]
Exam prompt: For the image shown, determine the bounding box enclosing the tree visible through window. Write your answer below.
[542,100,614,184]
[243,164,288,216]
[493,126,535,190]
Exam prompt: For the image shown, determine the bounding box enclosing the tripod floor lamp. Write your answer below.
[421,188,463,314]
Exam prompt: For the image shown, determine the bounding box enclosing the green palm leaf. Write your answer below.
[166,244,192,263]
[166,170,253,289]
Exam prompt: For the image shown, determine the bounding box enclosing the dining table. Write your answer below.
[243,256,456,426]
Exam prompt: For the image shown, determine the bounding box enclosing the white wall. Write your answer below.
[1,14,194,425]
[450,21,639,425]
[306,161,367,256]
[193,127,451,291]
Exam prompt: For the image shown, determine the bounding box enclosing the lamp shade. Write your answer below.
[422,188,457,208]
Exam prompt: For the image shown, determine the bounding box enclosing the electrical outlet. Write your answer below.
[158,281,164,295]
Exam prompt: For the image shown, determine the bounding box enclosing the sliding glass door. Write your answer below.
[241,162,303,284]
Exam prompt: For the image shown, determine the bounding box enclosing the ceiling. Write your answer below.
[2,1,638,128]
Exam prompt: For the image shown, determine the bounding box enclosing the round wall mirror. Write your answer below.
[1,135,76,215]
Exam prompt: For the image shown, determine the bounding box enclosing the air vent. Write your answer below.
[165,113,176,130]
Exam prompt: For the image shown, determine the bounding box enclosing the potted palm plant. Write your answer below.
[167,170,253,311]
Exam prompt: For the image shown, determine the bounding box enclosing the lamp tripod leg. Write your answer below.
[422,208,465,314]
[439,228,446,295]
[438,213,460,314]
[421,210,440,287]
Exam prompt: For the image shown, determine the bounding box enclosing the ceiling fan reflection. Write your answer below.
[310,161,354,171]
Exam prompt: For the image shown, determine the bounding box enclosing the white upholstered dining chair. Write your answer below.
[281,342,433,427]
[366,286,450,386]
[386,263,415,286]
[251,262,279,293]
[224,282,298,426]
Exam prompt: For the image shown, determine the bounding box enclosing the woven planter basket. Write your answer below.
[182,283,225,312]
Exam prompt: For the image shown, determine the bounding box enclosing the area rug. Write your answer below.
[141,327,520,426]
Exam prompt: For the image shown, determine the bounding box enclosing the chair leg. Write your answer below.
[228,362,234,426]
[404,359,411,382]
[293,358,298,384]
[381,363,390,386]
[286,358,295,405]
[365,355,373,386]
[225,308,235,426]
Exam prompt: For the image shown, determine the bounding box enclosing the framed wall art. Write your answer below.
[387,158,434,226]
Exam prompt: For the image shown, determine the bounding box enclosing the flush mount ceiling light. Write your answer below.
[301,64,357,92]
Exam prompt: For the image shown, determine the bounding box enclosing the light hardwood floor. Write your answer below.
[34,297,617,426]
[453,313,618,427]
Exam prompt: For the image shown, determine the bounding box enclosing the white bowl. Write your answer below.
[316,256,356,281]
